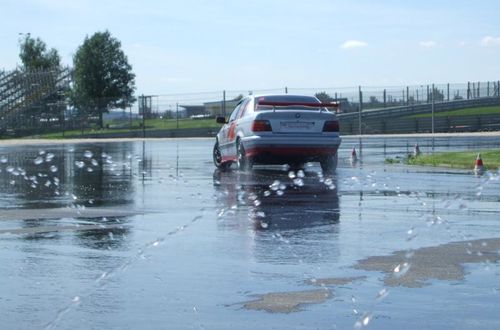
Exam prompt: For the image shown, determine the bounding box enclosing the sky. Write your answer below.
[1,0,500,95]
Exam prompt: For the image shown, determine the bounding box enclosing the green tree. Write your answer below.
[315,91,334,103]
[19,34,61,71]
[72,31,136,128]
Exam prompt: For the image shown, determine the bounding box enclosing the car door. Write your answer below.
[219,101,243,157]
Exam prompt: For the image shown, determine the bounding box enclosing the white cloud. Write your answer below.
[480,36,500,47]
[340,40,368,49]
[419,41,437,48]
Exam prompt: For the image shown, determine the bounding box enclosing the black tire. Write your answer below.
[320,152,338,174]
[236,139,252,171]
[213,141,231,170]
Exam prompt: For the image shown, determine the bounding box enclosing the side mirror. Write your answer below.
[216,116,227,124]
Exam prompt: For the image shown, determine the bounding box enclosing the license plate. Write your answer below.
[280,122,314,129]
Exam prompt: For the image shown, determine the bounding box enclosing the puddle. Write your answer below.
[243,289,332,313]
[354,238,500,288]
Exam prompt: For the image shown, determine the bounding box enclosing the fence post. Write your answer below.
[358,85,362,135]
[447,83,450,101]
[222,90,226,116]
[487,81,490,97]
[431,83,435,134]
[285,86,288,94]
[406,86,409,105]
[426,85,430,103]
[478,82,480,98]
[383,89,386,107]
[467,82,470,100]
[176,102,179,129]
[141,94,145,138]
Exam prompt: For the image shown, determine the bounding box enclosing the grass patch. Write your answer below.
[34,118,220,139]
[407,150,500,170]
[407,105,500,119]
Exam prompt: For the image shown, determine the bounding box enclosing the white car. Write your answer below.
[213,94,341,173]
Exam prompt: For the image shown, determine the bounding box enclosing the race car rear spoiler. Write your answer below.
[257,101,339,108]
[256,100,340,113]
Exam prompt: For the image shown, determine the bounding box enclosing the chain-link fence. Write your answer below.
[1,78,499,137]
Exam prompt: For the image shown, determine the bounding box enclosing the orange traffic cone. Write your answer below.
[351,147,358,163]
[474,153,484,175]
[413,143,421,157]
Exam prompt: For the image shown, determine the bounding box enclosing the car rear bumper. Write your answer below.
[241,134,341,162]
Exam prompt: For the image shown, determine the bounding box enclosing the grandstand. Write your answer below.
[0,67,71,135]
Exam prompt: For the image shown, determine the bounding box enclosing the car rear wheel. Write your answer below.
[320,152,338,174]
[236,139,252,171]
[213,142,231,170]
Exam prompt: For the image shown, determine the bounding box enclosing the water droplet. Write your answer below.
[288,171,296,179]
[276,190,284,196]
[75,161,85,168]
[255,211,265,218]
[362,314,371,326]
[72,296,80,303]
[50,165,58,173]
[84,150,93,158]
[376,288,389,301]
[45,153,55,162]
[263,190,271,197]
[270,180,280,191]
[260,222,269,229]
[0,155,7,163]
[108,232,114,240]
[91,159,99,166]
[72,194,78,200]
[34,157,44,165]
[293,178,304,186]
[393,262,411,277]
[86,167,94,172]
[6,166,14,173]
[297,170,305,178]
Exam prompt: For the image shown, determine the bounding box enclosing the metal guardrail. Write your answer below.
[338,97,500,120]
[340,113,500,135]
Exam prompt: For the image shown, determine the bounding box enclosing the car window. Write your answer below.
[238,99,251,118]
[228,102,242,122]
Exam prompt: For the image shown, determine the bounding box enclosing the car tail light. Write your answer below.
[323,121,339,132]
[252,120,272,132]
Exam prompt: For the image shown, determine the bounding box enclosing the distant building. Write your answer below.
[180,105,207,117]
[204,99,240,117]
[103,109,140,121]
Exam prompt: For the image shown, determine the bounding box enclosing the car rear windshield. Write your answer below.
[255,95,323,111]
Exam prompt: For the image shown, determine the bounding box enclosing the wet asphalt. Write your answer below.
[0,134,499,329]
